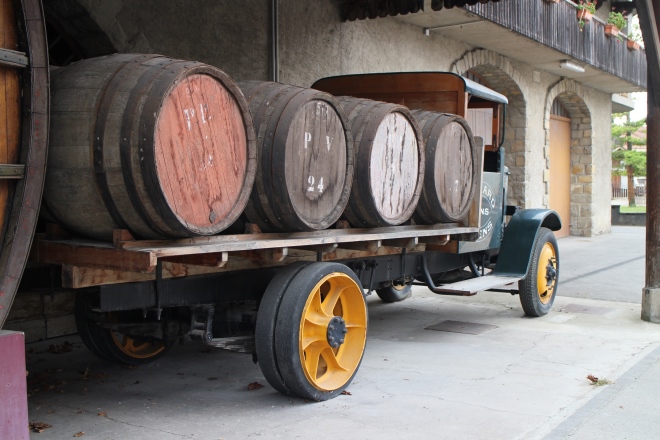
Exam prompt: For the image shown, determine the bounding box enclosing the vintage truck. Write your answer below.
[23,63,560,401]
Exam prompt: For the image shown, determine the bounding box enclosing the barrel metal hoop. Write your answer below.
[92,54,159,235]
[119,57,176,238]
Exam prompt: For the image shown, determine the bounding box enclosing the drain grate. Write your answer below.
[425,320,498,335]
[560,303,616,316]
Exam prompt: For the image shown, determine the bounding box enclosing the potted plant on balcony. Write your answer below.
[627,19,642,50]
[605,11,627,41]
[577,1,597,30]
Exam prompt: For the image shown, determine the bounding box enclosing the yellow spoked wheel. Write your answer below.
[256,262,367,401]
[519,227,559,317]
[299,272,367,391]
[536,242,557,305]
[110,331,167,360]
[75,291,174,365]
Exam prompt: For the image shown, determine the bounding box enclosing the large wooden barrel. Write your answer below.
[45,54,256,240]
[337,97,424,227]
[238,81,353,232]
[411,110,477,224]
[0,0,49,328]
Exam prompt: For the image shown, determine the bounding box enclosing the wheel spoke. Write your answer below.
[303,340,326,379]
[302,317,328,351]
[321,284,347,316]
[320,346,349,374]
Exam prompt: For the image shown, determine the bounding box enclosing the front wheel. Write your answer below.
[256,262,368,401]
[519,227,559,317]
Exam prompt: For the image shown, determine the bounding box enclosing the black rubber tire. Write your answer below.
[274,262,367,401]
[375,281,412,303]
[74,290,114,361]
[75,290,174,365]
[255,262,310,395]
[519,227,559,317]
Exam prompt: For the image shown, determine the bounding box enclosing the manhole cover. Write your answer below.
[560,304,616,316]
[425,320,498,335]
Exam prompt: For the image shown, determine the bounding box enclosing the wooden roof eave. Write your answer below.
[340,0,502,22]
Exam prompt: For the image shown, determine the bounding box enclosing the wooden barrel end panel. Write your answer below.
[339,97,424,227]
[239,81,353,232]
[45,55,256,240]
[282,98,352,231]
[152,70,256,235]
[411,110,477,224]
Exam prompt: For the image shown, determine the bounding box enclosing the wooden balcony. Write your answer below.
[395,0,646,93]
[464,0,646,89]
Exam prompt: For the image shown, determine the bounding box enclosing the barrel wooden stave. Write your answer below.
[239,81,353,232]
[411,110,477,224]
[45,54,256,240]
[338,97,424,227]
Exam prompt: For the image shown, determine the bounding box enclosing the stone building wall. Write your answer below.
[44,0,614,236]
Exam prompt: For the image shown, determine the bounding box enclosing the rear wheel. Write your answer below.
[256,262,368,401]
[375,279,412,303]
[519,227,559,317]
[75,291,174,365]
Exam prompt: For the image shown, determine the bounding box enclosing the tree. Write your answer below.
[612,115,646,206]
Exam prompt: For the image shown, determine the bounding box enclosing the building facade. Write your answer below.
[44,0,646,237]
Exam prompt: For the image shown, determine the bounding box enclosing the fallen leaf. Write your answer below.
[247,382,264,391]
[73,432,85,437]
[587,374,599,384]
[76,408,84,414]
[176,372,184,376]
[47,410,56,414]
[28,422,52,433]
[207,377,219,381]
[97,412,107,417]
[48,341,75,354]
[341,390,352,395]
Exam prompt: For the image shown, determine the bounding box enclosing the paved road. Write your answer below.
[22,225,660,440]
[558,226,645,303]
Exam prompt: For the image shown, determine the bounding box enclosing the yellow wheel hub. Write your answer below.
[110,332,166,359]
[299,272,367,391]
[536,242,557,305]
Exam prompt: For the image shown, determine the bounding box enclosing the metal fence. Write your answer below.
[612,185,647,198]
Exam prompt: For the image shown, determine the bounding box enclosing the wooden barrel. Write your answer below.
[410,110,477,223]
[0,0,49,328]
[44,54,257,240]
[337,97,424,227]
[238,81,353,232]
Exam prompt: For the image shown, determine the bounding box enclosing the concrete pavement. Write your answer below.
[24,226,659,440]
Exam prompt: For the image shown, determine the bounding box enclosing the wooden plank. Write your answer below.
[425,240,458,253]
[420,235,450,245]
[231,248,288,262]
[160,252,228,268]
[61,254,317,288]
[338,240,381,252]
[112,223,477,257]
[32,240,157,273]
[382,237,418,250]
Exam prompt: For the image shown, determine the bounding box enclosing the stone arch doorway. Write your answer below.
[451,49,527,208]
[544,80,593,237]
[549,98,571,238]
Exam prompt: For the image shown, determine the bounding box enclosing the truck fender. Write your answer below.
[492,209,561,278]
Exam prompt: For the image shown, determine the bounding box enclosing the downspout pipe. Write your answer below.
[271,0,279,82]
